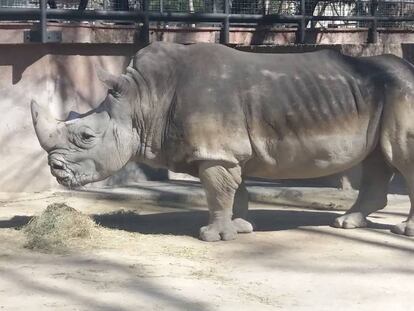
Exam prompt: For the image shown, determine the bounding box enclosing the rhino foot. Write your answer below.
[391,220,414,236]
[199,219,253,242]
[232,218,253,233]
[332,212,368,229]
[199,223,238,242]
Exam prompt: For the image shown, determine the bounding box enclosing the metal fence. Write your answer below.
[1,0,414,44]
[2,0,414,16]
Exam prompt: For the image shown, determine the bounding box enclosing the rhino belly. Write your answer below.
[244,128,372,179]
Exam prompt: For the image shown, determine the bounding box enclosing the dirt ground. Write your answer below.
[0,183,413,311]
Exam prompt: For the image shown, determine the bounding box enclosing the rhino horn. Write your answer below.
[31,100,62,151]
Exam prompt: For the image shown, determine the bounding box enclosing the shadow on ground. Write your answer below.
[0,209,393,238]
[92,209,395,237]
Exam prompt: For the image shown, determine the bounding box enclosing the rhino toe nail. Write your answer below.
[232,218,253,233]
[220,231,237,241]
[199,226,221,242]
[332,218,343,228]
[343,221,357,229]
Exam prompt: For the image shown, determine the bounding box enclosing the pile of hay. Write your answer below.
[23,203,99,253]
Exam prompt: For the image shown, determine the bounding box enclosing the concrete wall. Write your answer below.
[1,27,414,192]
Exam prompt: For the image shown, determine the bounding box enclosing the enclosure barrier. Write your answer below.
[1,0,414,44]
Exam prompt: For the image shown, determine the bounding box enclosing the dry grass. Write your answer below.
[23,203,99,253]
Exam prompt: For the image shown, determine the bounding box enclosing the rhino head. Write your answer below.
[31,68,139,187]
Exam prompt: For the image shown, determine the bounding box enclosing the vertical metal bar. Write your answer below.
[220,0,229,44]
[213,0,216,13]
[140,0,150,45]
[157,0,163,38]
[368,0,378,43]
[40,0,47,43]
[370,18,378,43]
[297,0,306,44]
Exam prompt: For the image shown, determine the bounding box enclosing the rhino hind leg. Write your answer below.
[333,147,393,229]
[232,181,254,233]
[233,180,248,219]
[390,176,414,236]
[380,113,414,236]
[198,161,252,241]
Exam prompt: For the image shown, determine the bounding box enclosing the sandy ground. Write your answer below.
[0,183,413,311]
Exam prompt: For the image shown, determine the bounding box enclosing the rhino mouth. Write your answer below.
[48,158,81,188]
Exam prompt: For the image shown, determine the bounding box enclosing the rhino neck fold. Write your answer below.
[127,65,176,169]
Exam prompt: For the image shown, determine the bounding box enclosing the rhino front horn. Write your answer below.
[31,100,62,151]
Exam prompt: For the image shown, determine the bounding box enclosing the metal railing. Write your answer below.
[1,0,414,44]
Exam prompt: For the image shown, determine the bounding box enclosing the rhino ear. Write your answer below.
[96,66,120,90]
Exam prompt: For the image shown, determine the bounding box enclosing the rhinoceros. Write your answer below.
[31,42,414,241]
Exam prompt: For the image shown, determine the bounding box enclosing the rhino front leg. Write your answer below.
[198,162,252,241]
[333,147,393,229]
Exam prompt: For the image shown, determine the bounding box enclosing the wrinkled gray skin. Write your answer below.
[32,42,414,241]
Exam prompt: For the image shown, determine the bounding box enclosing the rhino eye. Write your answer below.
[81,132,95,141]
